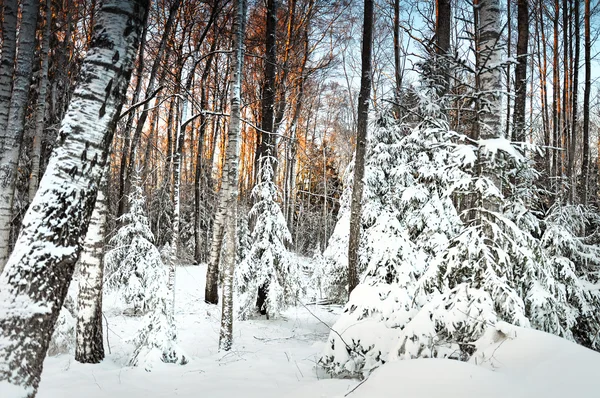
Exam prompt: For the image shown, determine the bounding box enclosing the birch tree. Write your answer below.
[0,0,18,132]
[0,0,40,270]
[474,0,503,213]
[0,0,148,395]
[218,0,246,352]
[29,0,53,200]
[75,169,109,364]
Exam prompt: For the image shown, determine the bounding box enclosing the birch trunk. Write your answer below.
[219,0,246,352]
[475,0,503,212]
[0,0,40,271]
[195,37,218,264]
[29,0,52,201]
[0,0,18,131]
[347,0,373,298]
[75,168,108,364]
[0,1,147,395]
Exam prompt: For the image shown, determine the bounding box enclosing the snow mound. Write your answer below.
[331,324,600,398]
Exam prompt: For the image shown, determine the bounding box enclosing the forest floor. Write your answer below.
[37,263,600,398]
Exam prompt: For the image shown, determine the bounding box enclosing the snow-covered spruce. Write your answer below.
[129,281,187,371]
[311,161,356,303]
[320,112,464,376]
[321,111,600,377]
[0,1,147,395]
[104,172,164,315]
[235,155,303,320]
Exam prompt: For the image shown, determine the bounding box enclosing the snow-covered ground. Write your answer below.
[37,264,600,398]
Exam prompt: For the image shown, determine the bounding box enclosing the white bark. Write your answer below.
[75,168,108,364]
[219,0,246,352]
[0,0,17,131]
[477,0,503,140]
[475,0,503,213]
[0,0,40,271]
[29,0,52,201]
[0,1,147,395]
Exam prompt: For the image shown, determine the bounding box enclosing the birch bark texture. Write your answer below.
[30,0,53,201]
[75,168,109,364]
[347,0,374,298]
[0,0,40,270]
[0,1,148,395]
[0,0,18,132]
[219,0,246,352]
[475,0,503,213]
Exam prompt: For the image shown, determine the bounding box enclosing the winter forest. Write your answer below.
[1,0,600,396]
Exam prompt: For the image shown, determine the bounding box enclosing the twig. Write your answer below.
[101,311,112,354]
[297,300,364,359]
[344,378,369,396]
[118,86,164,120]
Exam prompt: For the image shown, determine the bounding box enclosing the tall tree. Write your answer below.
[75,169,109,364]
[0,0,18,132]
[29,0,53,200]
[475,0,503,212]
[347,0,374,297]
[512,0,529,144]
[218,0,246,351]
[0,0,148,395]
[582,0,591,203]
[436,0,451,93]
[255,0,278,178]
[117,0,182,218]
[0,0,40,270]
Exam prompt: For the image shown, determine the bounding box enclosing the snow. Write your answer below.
[35,264,600,398]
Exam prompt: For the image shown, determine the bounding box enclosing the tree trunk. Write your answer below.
[118,0,181,218]
[116,19,148,217]
[347,0,374,298]
[471,0,504,222]
[571,0,580,202]
[435,0,451,94]
[582,0,591,204]
[29,0,52,201]
[0,0,40,271]
[0,0,18,132]
[0,0,147,395]
[195,36,218,264]
[75,167,109,364]
[219,0,246,352]
[512,0,529,144]
[255,0,278,177]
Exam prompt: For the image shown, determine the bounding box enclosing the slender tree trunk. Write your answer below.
[512,0,529,144]
[116,20,148,217]
[118,0,182,218]
[29,0,52,201]
[195,36,218,264]
[219,0,246,352]
[75,167,109,364]
[347,0,374,298]
[256,0,278,176]
[436,0,451,94]
[0,0,40,271]
[571,0,580,202]
[394,0,402,97]
[0,1,147,395]
[475,0,503,213]
[582,0,591,204]
[552,0,560,181]
[0,0,18,132]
